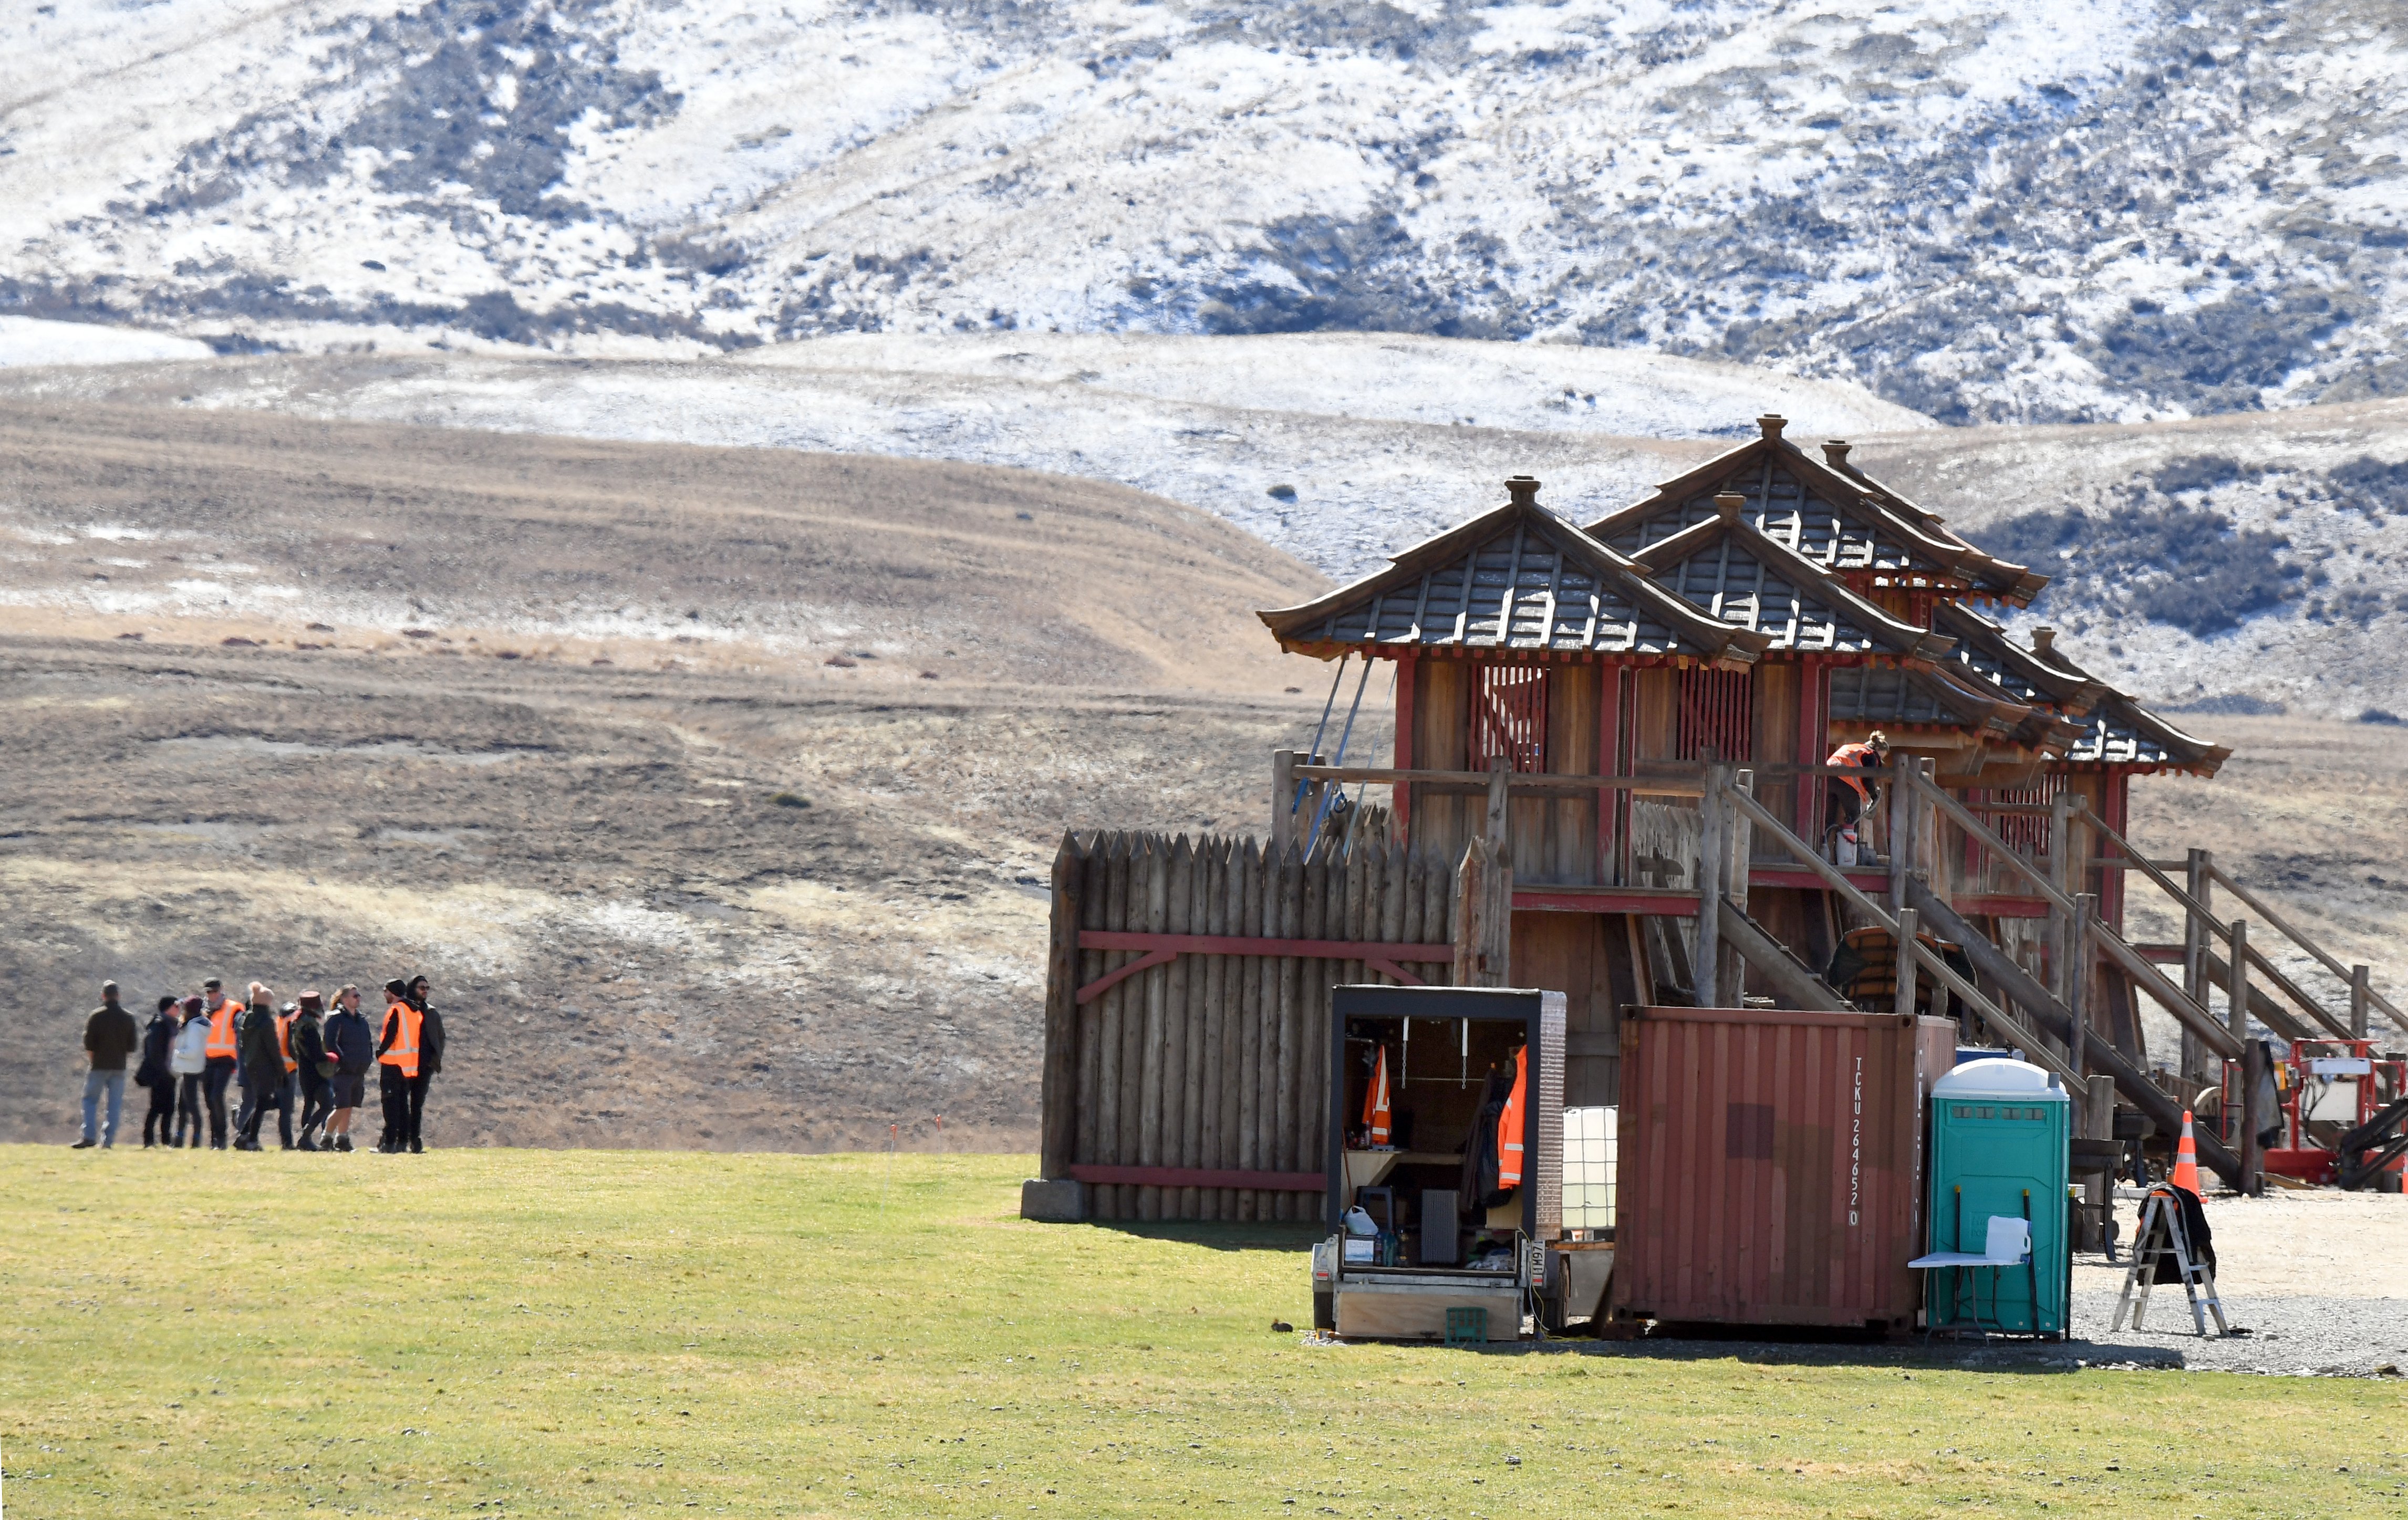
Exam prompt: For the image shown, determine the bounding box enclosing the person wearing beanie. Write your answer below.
[374,978,421,1154]
[320,985,373,1152]
[74,981,140,1149]
[136,995,181,1147]
[169,996,209,1147]
[289,992,333,1151]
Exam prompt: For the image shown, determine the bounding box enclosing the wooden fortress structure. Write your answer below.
[1030,416,2403,1222]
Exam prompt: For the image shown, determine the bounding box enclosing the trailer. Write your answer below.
[1311,984,1574,1342]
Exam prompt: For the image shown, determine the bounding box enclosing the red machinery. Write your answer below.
[2220,1040,2408,1189]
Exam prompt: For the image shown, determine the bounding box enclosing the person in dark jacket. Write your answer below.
[234,986,292,1151]
[136,995,181,1147]
[76,981,141,1149]
[289,992,333,1151]
[406,974,445,1154]
[321,985,372,1153]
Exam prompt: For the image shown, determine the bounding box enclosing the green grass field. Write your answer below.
[2,1146,2396,1518]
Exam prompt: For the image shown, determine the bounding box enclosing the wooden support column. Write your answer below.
[2069,892,2094,1081]
[1695,762,1727,1008]
[2048,796,2075,1015]
[1894,907,1921,1022]
[2083,1072,2116,1251]
[1392,653,1417,844]
[2182,848,2211,1082]
[1887,758,1915,914]
[1728,768,1755,1004]
[2353,964,2372,1041]
[1485,757,1510,850]
[2240,1037,2267,1198]
[1271,749,1297,855]
[2229,919,2250,1044]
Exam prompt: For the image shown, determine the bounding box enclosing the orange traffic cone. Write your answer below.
[2169,1109,2203,1195]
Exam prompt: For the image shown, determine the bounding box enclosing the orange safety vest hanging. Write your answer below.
[378,1001,423,1079]
[204,1001,238,1060]
[1496,1045,1528,1191]
[1361,1046,1393,1148]
[274,1012,298,1074]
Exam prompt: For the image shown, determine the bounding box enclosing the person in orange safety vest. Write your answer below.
[1496,1044,1528,1191]
[375,980,422,1154]
[198,976,239,1149]
[1824,731,1891,857]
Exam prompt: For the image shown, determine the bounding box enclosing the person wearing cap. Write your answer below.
[197,977,238,1149]
[289,993,333,1151]
[375,978,421,1154]
[136,995,182,1147]
[1825,731,1892,862]
[234,984,292,1151]
[74,981,140,1149]
[404,974,445,1153]
[321,985,372,1153]
[169,996,209,1147]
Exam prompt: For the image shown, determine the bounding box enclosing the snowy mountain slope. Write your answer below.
[6,329,2404,717]
[5,0,2404,424]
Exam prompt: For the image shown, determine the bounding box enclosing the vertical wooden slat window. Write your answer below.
[1469,665,1549,773]
[1964,775,2064,876]
[1676,668,1753,762]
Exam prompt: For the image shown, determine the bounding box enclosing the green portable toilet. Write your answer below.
[1924,1058,2071,1336]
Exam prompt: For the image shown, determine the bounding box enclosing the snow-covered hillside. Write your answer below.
[4,0,2403,424]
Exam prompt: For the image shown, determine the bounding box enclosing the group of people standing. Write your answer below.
[76,975,446,1154]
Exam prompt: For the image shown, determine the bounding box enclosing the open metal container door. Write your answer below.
[1321,985,1565,1341]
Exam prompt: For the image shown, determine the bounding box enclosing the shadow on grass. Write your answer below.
[1077,1219,1327,1254]
[1477,1326,2184,1375]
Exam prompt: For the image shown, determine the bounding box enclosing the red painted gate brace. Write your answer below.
[1073,930,1455,1005]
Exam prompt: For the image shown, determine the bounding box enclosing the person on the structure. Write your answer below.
[169,996,209,1147]
[375,979,422,1154]
[74,981,141,1149]
[403,973,444,1154]
[289,992,333,1151]
[321,985,372,1153]
[1824,731,1891,853]
[198,977,238,1149]
[137,995,181,1147]
[234,984,292,1151]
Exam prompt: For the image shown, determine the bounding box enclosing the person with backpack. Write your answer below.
[289,993,333,1151]
[75,982,140,1149]
[320,985,372,1153]
[169,996,208,1147]
[234,985,292,1151]
[136,995,181,1147]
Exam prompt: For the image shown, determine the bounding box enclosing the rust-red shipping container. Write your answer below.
[1609,1006,1957,1331]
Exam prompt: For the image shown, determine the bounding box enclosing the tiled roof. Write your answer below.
[1259,480,1764,663]
[1628,500,1960,661]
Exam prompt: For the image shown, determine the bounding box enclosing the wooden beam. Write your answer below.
[1894,907,1921,1022]
[2092,921,2244,1060]
[1293,763,1705,796]
[1696,761,1726,1007]
[1717,896,1851,1012]
[2209,863,2408,1039]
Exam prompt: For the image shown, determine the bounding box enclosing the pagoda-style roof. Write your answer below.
[2020,632,2232,775]
[1626,495,1960,662]
[1586,418,2048,606]
[1259,478,1766,666]
[1827,662,2030,741]
[1933,603,2108,720]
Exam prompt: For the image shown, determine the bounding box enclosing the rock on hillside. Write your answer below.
[3,0,2404,424]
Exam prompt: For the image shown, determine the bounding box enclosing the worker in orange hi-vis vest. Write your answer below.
[1824,731,1891,862]
[1496,1044,1529,1190]
[373,980,422,1155]
[198,976,239,1150]
[1362,1046,1393,1148]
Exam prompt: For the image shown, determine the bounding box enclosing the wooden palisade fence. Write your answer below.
[1039,830,1460,1222]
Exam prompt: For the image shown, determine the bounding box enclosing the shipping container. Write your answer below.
[1608,1006,1956,1332]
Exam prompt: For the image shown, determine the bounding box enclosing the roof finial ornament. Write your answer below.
[1757,414,1787,442]
[1504,475,1541,507]
[1713,491,1746,522]
[2032,627,2058,657]
[1822,439,1852,469]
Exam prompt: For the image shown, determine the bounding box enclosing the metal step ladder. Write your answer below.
[2110,1188,2229,1336]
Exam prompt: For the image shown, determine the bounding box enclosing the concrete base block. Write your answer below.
[1019,1177,1089,1223]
